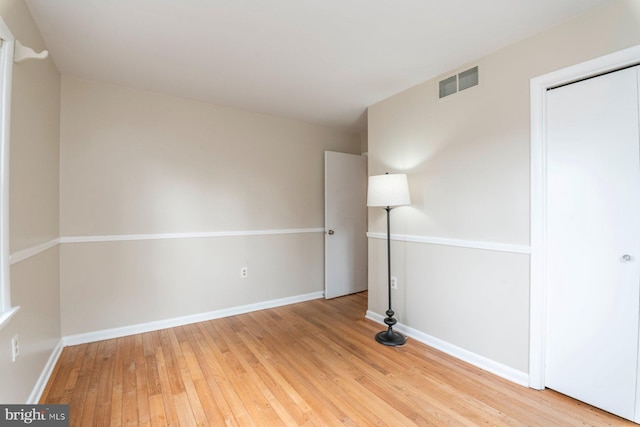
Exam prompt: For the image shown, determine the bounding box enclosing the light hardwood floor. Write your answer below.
[41,292,633,426]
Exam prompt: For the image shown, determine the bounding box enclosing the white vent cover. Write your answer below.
[439,66,478,99]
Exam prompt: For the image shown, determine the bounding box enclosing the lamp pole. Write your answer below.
[375,205,406,346]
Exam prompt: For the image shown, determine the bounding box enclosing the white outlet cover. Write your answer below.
[11,334,19,361]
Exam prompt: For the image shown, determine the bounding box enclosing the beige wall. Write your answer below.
[360,128,368,154]
[368,0,640,374]
[0,0,61,403]
[59,76,360,336]
[60,234,323,336]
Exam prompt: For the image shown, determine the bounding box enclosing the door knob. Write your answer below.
[622,254,632,262]
[327,230,335,235]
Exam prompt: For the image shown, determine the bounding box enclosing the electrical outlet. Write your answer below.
[240,267,248,279]
[11,334,19,362]
[391,276,398,290]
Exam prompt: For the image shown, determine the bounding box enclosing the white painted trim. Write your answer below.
[6,228,324,264]
[529,44,640,395]
[63,291,324,346]
[0,18,14,318]
[0,305,19,331]
[60,227,324,244]
[9,238,59,265]
[366,310,528,387]
[367,232,530,255]
[27,339,64,404]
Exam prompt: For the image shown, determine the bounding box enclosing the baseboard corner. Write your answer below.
[28,338,64,404]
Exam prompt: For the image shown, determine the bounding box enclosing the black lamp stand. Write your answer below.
[375,206,407,346]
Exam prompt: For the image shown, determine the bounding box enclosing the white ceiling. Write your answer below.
[26,0,608,133]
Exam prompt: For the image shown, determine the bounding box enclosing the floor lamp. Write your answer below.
[367,172,411,346]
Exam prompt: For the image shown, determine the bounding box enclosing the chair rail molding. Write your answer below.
[366,232,530,255]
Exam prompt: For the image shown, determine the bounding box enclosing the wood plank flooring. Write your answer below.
[41,292,634,426]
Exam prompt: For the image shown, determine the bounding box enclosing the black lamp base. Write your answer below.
[375,328,407,346]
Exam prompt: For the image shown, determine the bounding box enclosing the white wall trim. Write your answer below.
[60,227,325,244]
[529,44,640,391]
[63,291,324,346]
[366,310,529,387]
[9,238,59,265]
[0,305,19,331]
[27,339,64,404]
[0,18,15,319]
[367,232,530,255]
[7,228,324,264]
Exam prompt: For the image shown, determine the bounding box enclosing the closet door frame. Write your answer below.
[529,44,640,401]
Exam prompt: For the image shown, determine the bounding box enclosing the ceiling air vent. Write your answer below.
[439,66,479,99]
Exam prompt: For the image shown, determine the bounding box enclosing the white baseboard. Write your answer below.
[64,291,325,347]
[366,310,529,387]
[28,339,64,404]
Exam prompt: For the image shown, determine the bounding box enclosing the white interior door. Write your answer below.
[545,66,640,421]
[324,151,367,299]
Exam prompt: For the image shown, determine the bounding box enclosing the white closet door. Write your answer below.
[545,66,640,421]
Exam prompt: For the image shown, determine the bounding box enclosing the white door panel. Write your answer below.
[324,151,367,299]
[545,66,640,421]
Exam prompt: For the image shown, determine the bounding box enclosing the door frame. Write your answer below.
[529,44,640,396]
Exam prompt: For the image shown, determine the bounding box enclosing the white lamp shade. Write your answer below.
[367,173,411,207]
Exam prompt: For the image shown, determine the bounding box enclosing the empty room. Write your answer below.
[1,0,640,425]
